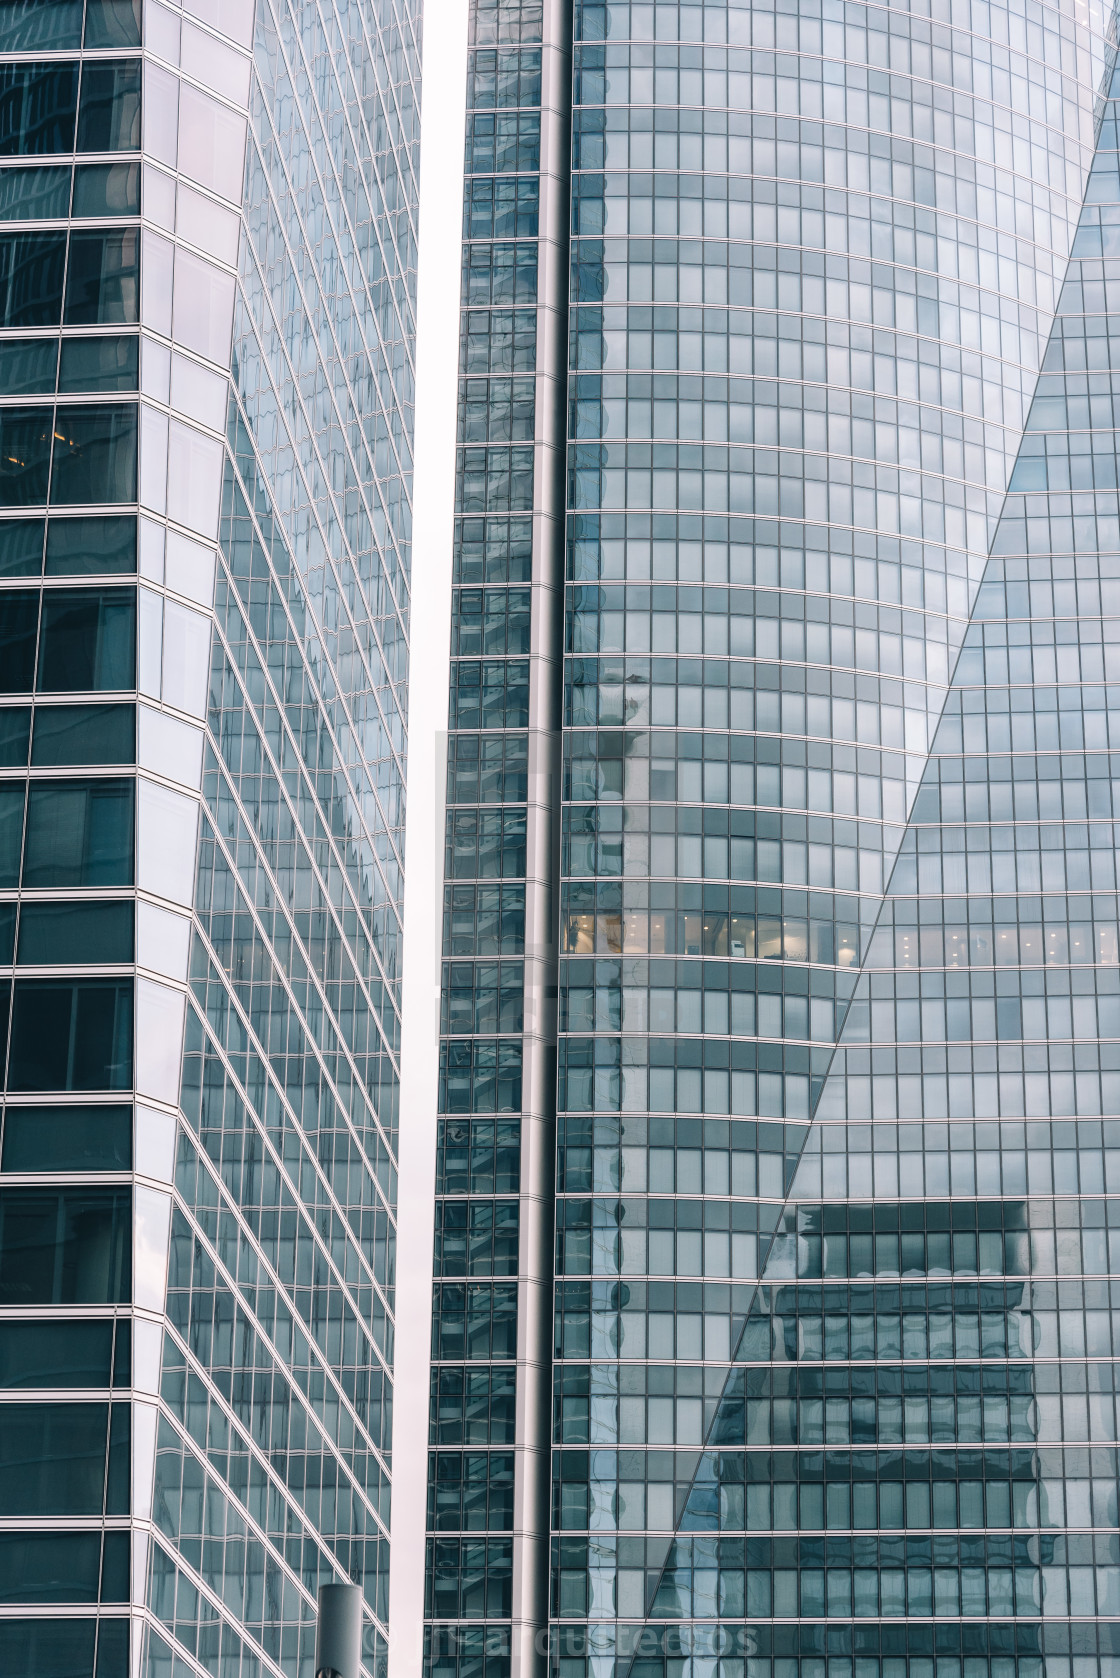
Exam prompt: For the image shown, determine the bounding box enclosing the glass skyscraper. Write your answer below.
[8,0,1120,1675]
[0,0,417,1675]
[424,1,1120,1678]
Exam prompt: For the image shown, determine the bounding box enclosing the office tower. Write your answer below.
[426,1,1120,1677]
[0,1,416,1676]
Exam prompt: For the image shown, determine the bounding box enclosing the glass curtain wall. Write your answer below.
[0,5,143,1674]
[553,1,1118,1677]
[425,0,569,1674]
[610,42,1120,1678]
[0,0,420,1676]
[424,0,1120,1672]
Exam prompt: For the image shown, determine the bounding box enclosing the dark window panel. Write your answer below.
[0,1530,102,1602]
[434,1197,520,1276]
[0,588,38,688]
[8,978,133,1090]
[110,1317,128,1385]
[64,230,139,326]
[0,704,30,764]
[49,405,137,506]
[0,64,79,156]
[84,0,141,48]
[436,1116,521,1194]
[31,701,134,765]
[1,1103,132,1171]
[454,513,533,583]
[423,1535,513,1619]
[0,1618,98,1675]
[438,1038,523,1113]
[58,334,137,394]
[0,1186,131,1302]
[37,586,136,690]
[0,1401,110,1515]
[0,164,71,220]
[23,777,134,886]
[427,1449,516,1531]
[0,407,53,505]
[0,783,24,885]
[95,1618,128,1677]
[0,900,13,962]
[17,898,133,965]
[429,1365,518,1445]
[0,336,57,394]
[104,1400,128,1513]
[45,514,135,575]
[99,1530,128,1601]
[0,232,65,325]
[0,517,44,576]
[0,1318,114,1387]
[76,61,141,153]
[0,1,83,52]
[71,160,139,218]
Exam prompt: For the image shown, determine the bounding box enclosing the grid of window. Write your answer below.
[552,1,1120,1676]
[425,1,555,1673]
[598,64,1120,1671]
[139,0,422,1670]
[0,0,420,1673]
[0,6,141,1671]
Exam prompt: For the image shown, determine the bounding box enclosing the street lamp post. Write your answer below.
[314,1583,362,1678]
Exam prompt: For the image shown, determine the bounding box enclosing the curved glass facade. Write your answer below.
[0,0,418,1675]
[554,0,1120,1671]
[8,0,1120,1673]
[423,0,1120,1677]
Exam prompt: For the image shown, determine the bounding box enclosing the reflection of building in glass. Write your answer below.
[9,0,1120,1671]
[424,0,1120,1675]
[0,0,417,1674]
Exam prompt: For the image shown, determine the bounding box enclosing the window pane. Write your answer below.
[0,408,52,505]
[63,229,138,325]
[37,587,136,690]
[0,589,38,688]
[99,1530,128,1601]
[8,978,133,1089]
[0,165,71,221]
[0,1402,109,1514]
[0,64,78,156]
[0,1318,113,1386]
[0,705,29,764]
[0,1618,98,1673]
[0,336,56,394]
[58,334,136,393]
[110,1319,128,1385]
[50,405,137,505]
[0,1531,102,1602]
[45,514,134,575]
[17,899,133,964]
[0,232,65,325]
[0,1,83,53]
[23,778,134,886]
[0,1186,131,1302]
[31,702,133,765]
[0,518,42,577]
[0,783,24,884]
[76,61,140,153]
[70,160,138,218]
[84,0,142,49]
[1,1104,132,1171]
[104,1402,128,1514]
